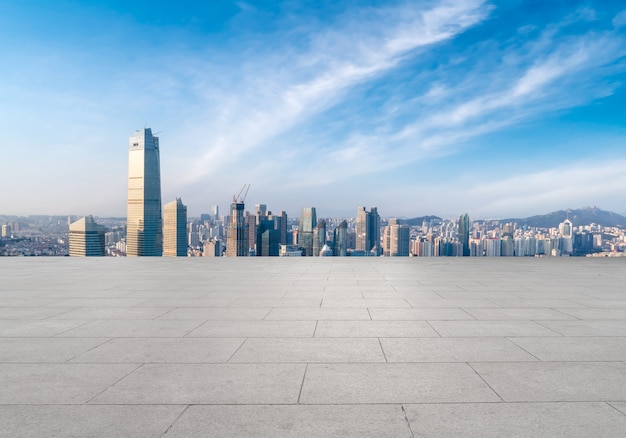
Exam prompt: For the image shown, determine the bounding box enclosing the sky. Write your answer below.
[1,0,625,219]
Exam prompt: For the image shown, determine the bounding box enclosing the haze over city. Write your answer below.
[1,0,625,218]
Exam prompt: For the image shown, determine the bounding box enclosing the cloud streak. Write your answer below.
[182,0,492,182]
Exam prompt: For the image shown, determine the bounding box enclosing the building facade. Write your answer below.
[69,215,105,256]
[356,206,380,256]
[126,128,163,256]
[163,198,187,256]
[298,207,317,256]
[226,201,248,256]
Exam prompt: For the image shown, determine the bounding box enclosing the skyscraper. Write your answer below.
[383,218,410,256]
[458,213,470,256]
[298,207,317,256]
[226,199,248,256]
[163,198,187,257]
[126,128,163,256]
[356,206,380,256]
[333,220,348,257]
[69,215,105,256]
[313,219,326,257]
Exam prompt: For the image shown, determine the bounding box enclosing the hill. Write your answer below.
[499,207,626,229]
[396,215,442,227]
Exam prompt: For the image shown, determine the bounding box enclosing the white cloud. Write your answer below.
[181,0,492,183]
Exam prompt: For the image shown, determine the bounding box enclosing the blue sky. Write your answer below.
[1,0,625,219]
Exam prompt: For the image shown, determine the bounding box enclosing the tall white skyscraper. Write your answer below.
[126,128,163,256]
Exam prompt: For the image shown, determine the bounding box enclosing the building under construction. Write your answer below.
[225,184,249,257]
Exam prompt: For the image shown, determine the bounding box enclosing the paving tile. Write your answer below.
[135,298,235,307]
[509,337,626,361]
[569,299,626,308]
[299,363,500,403]
[282,290,365,299]
[489,298,586,308]
[70,337,245,363]
[321,298,411,308]
[156,308,271,320]
[381,338,537,362]
[265,308,371,320]
[56,320,202,337]
[187,320,316,337]
[369,308,474,320]
[229,338,385,363]
[0,405,184,438]
[536,320,626,336]
[463,308,576,320]
[314,320,439,337]
[472,362,626,401]
[48,307,171,320]
[0,363,138,403]
[229,298,322,308]
[166,405,412,437]
[0,298,63,306]
[0,307,75,319]
[0,319,90,337]
[610,402,626,416]
[429,320,561,337]
[405,298,499,308]
[0,337,109,362]
[45,298,149,307]
[405,402,626,438]
[91,363,305,404]
[555,308,626,320]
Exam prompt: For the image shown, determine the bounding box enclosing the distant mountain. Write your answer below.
[397,215,442,227]
[499,207,626,229]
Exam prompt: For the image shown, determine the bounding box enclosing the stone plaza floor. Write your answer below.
[1,257,626,437]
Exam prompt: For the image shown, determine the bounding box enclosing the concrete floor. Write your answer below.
[1,257,625,437]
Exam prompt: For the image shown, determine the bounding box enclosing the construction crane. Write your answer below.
[232,184,250,204]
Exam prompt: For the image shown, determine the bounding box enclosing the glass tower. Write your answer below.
[298,207,317,256]
[126,128,163,256]
[458,213,470,256]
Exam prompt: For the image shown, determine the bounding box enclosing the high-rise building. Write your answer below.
[333,220,348,256]
[226,199,248,256]
[163,198,187,257]
[313,219,326,256]
[268,211,288,245]
[356,206,380,256]
[298,207,317,256]
[203,239,221,257]
[256,219,280,256]
[458,213,470,256]
[1,224,10,238]
[69,215,105,256]
[126,128,163,256]
[383,219,410,256]
[559,219,573,238]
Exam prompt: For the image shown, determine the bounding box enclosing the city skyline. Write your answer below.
[1,1,626,218]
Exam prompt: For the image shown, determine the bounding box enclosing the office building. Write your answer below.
[256,219,280,256]
[333,220,348,256]
[356,206,380,256]
[226,199,248,256]
[163,198,187,257]
[383,218,410,256]
[458,213,470,256]
[313,219,326,256]
[203,239,221,257]
[298,207,317,256]
[69,215,105,256]
[126,128,163,256]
